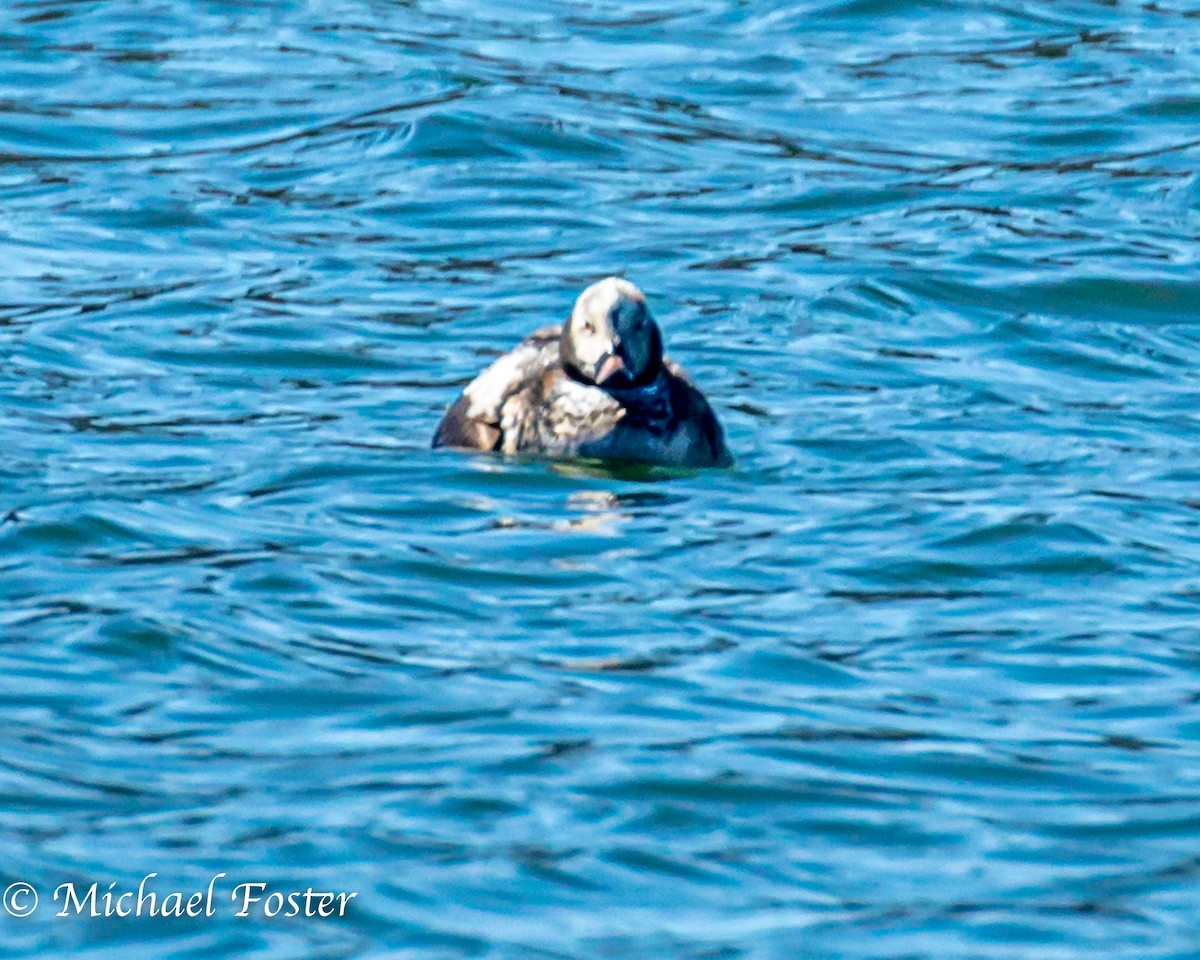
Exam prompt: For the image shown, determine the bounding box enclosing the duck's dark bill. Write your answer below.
[595,353,627,386]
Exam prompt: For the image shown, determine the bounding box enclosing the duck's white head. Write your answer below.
[561,277,664,390]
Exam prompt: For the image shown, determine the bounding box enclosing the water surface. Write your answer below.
[3,1,1200,957]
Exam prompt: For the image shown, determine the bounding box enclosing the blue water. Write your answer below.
[4,0,1200,956]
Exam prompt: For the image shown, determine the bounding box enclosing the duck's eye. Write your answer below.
[582,320,596,335]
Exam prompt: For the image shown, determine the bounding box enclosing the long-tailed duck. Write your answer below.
[433,277,731,468]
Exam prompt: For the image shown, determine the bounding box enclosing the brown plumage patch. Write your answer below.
[432,396,500,451]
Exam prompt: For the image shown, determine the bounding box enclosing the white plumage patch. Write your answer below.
[552,376,620,420]
[462,341,549,420]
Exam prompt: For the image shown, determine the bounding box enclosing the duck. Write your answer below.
[433,277,731,468]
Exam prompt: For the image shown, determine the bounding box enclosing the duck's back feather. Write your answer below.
[432,326,561,451]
